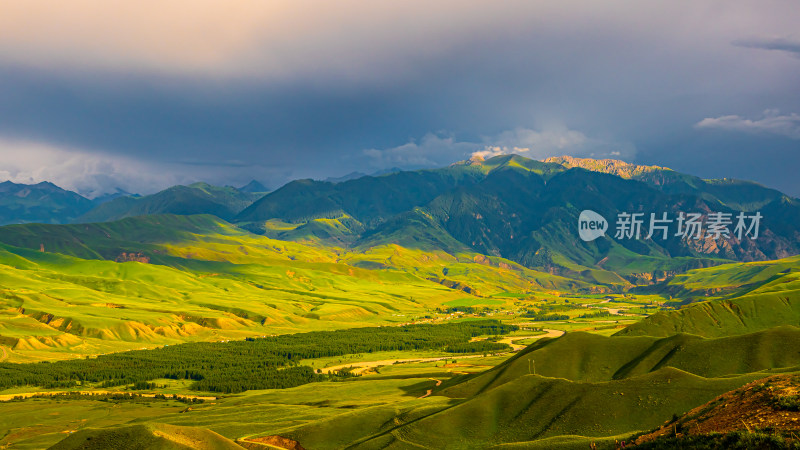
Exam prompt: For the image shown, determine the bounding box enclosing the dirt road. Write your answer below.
[418,378,442,399]
[0,390,217,402]
[323,354,487,375]
[323,329,565,375]
[0,346,7,362]
[496,329,565,351]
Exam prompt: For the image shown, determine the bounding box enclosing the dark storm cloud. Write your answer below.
[0,1,799,197]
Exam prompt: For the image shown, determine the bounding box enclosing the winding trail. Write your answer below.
[0,346,8,362]
[495,329,565,351]
[323,354,487,375]
[418,378,442,399]
[323,329,565,375]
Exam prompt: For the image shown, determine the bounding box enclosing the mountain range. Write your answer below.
[0,180,269,226]
[1,156,798,287]
[237,155,800,285]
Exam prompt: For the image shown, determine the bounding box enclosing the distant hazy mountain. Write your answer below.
[237,180,269,194]
[90,188,137,205]
[324,168,404,183]
[77,182,262,223]
[324,171,368,183]
[0,181,93,225]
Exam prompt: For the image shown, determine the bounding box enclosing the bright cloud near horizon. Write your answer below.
[0,1,799,196]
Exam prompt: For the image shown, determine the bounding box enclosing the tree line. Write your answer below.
[0,320,516,394]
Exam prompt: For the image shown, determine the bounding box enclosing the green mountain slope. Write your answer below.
[0,214,247,261]
[236,165,490,226]
[544,155,786,211]
[617,288,800,338]
[78,183,261,223]
[233,155,800,285]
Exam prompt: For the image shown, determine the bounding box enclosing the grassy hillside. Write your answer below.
[327,369,764,449]
[441,327,800,397]
[617,294,800,338]
[0,215,585,361]
[619,256,800,337]
[635,255,800,301]
[0,214,250,261]
[633,374,800,447]
[0,241,459,361]
[50,423,244,450]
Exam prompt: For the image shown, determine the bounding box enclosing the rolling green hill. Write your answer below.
[50,423,244,450]
[441,326,800,397]
[619,256,800,337]
[321,369,764,449]
[276,326,800,449]
[0,238,454,360]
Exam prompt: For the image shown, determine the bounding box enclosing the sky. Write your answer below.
[0,1,799,197]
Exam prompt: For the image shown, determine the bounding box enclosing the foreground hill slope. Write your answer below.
[284,368,761,450]
[258,324,800,449]
[634,374,800,448]
[50,423,245,450]
[441,327,800,396]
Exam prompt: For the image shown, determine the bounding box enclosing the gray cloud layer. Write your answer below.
[0,1,799,196]
[696,110,800,140]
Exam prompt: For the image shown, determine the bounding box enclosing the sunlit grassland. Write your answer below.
[0,242,470,361]
[0,374,455,449]
[0,215,629,362]
[0,397,192,449]
[4,327,799,449]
